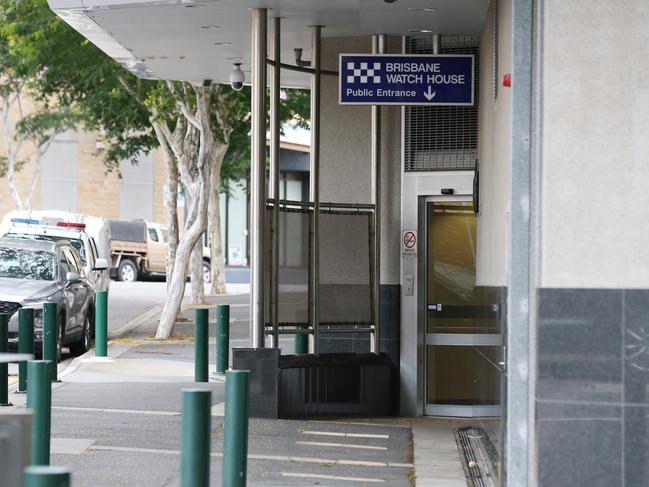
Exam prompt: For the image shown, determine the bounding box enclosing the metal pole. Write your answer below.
[294,324,308,354]
[42,304,58,382]
[270,16,281,350]
[180,388,211,487]
[194,308,208,382]
[250,7,267,349]
[27,360,51,466]
[216,305,230,374]
[222,370,249,487]
[24,466,70,487]
[18,308,34,393]
[0,314,10,406]
[309,25,322,356]
[95,290,108,358]
[370,34,386,355]
[432,34,441,55]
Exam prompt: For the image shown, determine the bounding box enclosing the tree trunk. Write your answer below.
[208,146,227,294]
[156,177,209,339]
[190,236,205,304]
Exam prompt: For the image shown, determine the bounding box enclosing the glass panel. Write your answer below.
[426,201,499,334]
[426,345,500,405]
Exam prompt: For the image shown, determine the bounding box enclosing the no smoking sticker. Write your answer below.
[402,230,417,257]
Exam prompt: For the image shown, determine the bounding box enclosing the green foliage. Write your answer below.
[0,0,310,186]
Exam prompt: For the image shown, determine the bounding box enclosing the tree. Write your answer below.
[0,15,78,210]
[0,0,310,337]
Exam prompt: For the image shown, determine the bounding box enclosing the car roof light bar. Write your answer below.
[57,222,86,229]
[10,218,40,225]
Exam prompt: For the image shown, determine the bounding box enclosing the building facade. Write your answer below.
[47,0,649,485]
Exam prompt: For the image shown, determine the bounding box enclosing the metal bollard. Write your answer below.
[27,360,52,466]
[195,308,209,382]
[223,370,250,487]
[24,466,70,487]
[42,304,58,382]
[0,314,10,406]
[216,305,230,374]
[18,308,35,393]
[180,388,211,487]
[95,290,108,358]
[295,324,308,354]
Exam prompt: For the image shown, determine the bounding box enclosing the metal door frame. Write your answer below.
[420,195,501,418]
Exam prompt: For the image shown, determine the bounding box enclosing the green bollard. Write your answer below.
[180,388,211,487]
[18,308,35,393]
[0,314,10,406]
[42,304,58,382]
[24,466,70,487]
[216,305,230,374]
[27,360,52,466]
[295,324,308,354]
[95,290,108,358]
[223,370,250,487]
[195,308,209,383]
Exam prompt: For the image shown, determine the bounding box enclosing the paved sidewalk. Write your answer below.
[6,291,469,486]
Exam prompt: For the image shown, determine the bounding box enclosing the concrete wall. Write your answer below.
[540,0,649,288]
[321,36,401,285]
[476,0,512,287]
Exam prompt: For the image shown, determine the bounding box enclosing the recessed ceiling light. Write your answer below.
[200,25,220,29]
[214,42,232,46]
[408,28,436,33]
[227,56,242,61]
[408,7,437,12]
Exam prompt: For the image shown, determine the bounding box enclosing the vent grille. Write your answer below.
[0,301,21,316]
[405,36,480,172]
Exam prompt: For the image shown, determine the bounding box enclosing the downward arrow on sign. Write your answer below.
[423,86,436,101]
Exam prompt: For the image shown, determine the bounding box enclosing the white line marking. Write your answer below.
[281,472,385,483]
[53,406,180,416]
[296,440,387,451]
[307,419,412,429]
[302,430,389,439]
[88,445,413,468]
[51,438,95,455]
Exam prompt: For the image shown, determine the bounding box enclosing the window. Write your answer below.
[0,248,56,281]
[64,249,82,275]
[148,227,159,242]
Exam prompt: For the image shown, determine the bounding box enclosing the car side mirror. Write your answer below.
[65,272,81,284]
[94,258,109,271]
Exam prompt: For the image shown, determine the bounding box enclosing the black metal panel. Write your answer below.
[278,353,396,417]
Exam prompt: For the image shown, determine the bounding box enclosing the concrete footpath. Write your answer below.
[7,291,469,487]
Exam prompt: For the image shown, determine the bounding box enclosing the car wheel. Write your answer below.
[202,261,211,284]
[117,259,138,283]
[70,313,91,356]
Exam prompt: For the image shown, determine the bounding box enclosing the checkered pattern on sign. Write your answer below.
[346,62,381,84]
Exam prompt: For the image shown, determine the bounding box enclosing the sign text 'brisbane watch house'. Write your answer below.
[339,54,474,106]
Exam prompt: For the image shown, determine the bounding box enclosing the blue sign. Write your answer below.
[339,54,474,106]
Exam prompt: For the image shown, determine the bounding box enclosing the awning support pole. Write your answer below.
[370,34,386,355]
[309,25,322,356]
[250,8,267,349]
[270,16,281,349]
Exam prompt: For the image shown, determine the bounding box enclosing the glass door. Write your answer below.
[424,199,502,417]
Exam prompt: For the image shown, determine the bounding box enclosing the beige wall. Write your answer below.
[0,98,169,224]
[540,0,649,288]
[321,36,402,285]
[476,0,512,287]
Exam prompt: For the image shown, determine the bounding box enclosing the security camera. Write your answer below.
[294,48,311,67]
[229,63,244,91]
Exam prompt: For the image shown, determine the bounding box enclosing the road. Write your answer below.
[106,281,170,332]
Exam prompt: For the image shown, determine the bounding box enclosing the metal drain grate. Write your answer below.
[455,427,488,487]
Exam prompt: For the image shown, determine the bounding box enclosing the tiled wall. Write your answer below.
[537,289,649,486]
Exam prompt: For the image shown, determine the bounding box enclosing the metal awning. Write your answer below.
[48,0,489,85]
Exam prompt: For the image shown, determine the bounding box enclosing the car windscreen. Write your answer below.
[5,233,86,264]
[0,247,56,280]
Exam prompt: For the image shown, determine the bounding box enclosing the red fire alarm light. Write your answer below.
[502,73,511,87]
